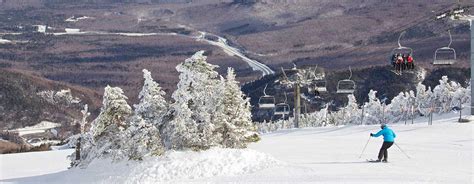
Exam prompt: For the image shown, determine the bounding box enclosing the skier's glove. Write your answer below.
[370,133,374,136]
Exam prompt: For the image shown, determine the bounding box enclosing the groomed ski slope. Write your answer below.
[1,114,472,183]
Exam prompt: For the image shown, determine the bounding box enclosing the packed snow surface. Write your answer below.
[1,115,472,183]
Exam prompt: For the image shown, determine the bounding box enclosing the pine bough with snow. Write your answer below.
[73,51,258,167]
[258,76,470,133]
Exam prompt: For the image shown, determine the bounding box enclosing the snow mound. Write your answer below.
[101,148,280,183]
[27,148,280,183]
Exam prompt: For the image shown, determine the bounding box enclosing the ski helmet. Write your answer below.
[380,124,387,129]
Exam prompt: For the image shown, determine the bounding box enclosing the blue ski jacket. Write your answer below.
[372,127,396,142]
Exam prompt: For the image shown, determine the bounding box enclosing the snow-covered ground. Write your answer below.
[195,31,275,76]
[65,16,93,22]
[1,114,472,183]
[0,38,12,44]
[12,121,61,136]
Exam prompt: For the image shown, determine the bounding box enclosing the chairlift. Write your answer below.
[390,31,414,60]
[258,84,275,109]
[337,67,356,94]
[308,66,328,94]
[274,92,290,115]
[433,30,457,65]
[389,31,414,74]
[273,92,290,120]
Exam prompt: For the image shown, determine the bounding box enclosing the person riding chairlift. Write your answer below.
[407,54,414,70]
[391,53,397,69]
[396,54,403,72]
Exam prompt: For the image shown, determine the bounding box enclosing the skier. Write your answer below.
[370,124,396,162]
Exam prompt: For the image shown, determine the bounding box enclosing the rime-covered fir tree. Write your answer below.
[332,94,361,125]
[214,68,258,148]
[78,86,132,167]
[415,83,433,116]
[123,116,164,160]
[363,90,384,124]
[433,76,460,112]
[134,69,168,128]
[162,51,220,150]
[452,82,470,108]
[387,91,415,123]
[123,69,166,160]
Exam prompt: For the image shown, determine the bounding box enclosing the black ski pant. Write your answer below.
[378,141,394,161]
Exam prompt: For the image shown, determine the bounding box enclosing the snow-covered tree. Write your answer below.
[415,83,433,116]
[452,82,470,108]
[134,69,168,128]
[301,104,329,127]
[387,91,415,123]
[162,51,221,150]
[214,68,258,148]
[331,95,361,125]
[363,90,384,124]
[121,69,167,160]
[76,86,132,167]
[91,86,132,139]
[433,76,458,112]
[123,116,164,160]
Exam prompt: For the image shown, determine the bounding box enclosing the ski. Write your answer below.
[390,70,401,76]
[366,159,388,163]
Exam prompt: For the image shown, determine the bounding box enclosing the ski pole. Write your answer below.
[358,136,371,158]
[394,142,411,159]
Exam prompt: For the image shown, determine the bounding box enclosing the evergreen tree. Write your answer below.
[215,68,258,148]
[78,86,132,167]
[363,90,384,124]
[122,69,167,160]
[162,51,220,150]
[433,76,457,112]
[415,83,433,116]
[123,116,164,160]
[134,69,168,128]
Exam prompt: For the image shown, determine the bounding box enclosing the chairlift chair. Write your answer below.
[274,103,290,116]
[389,31,415,75]
[433,30,457,65]
[258,96,276,109]
[390,31,414,62]
[258,84,275,109]
[315,80,328,93]
[336,67,356,94]
[337,80,356,94]
[308,66,328,94]
[273,92,291,120]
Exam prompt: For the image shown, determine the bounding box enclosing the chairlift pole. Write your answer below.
[438,9,473,114]
[471,22,474,115]
[294,83,301,128]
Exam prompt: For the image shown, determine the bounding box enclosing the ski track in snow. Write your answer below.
[2,24,274,77]
[1,110,473,183]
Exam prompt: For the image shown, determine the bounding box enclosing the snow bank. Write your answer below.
[116,148,280,183]
[65,28,80,33]
[0,38,12,44]
[65,16,92,22]
[13,121,61,136]
[2,148,280,183]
